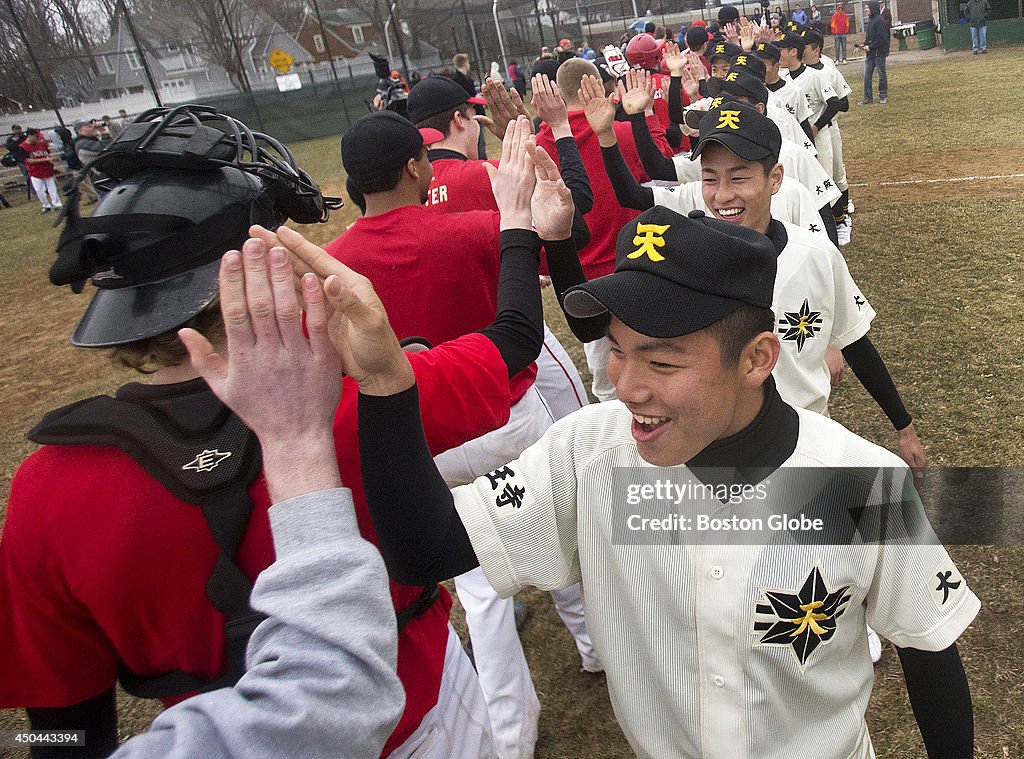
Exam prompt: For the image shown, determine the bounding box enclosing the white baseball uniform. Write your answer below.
[449,403,980,758]
[812,56,853,193]
[782,65,838,177]
[770,221,875,413]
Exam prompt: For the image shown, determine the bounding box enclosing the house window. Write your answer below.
[126,50,144,70]
[313,33,325,52]
[101,54,115,74]
[351,25,365,44]
[167,43,180,53]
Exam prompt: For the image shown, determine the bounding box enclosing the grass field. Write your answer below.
[1,45,1023,757]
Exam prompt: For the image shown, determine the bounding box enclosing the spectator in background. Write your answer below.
[809,4,824,31]
[54,123,99,205]
[966,0,991,52]
[685,25,712,74]
[75,119,114,196]
[508,58,527,95]
[452,52,488,159]
[102,114,124,139]
[117,108,131,128]
[557,39,576,63]
[580,41,596,59]
[861,0,890,104]
[410,70,422,86]
[880,1,893,26]
[5,124,30,200]
[831,3,850,62]
[792,3,808,24]
[20,127,62,214]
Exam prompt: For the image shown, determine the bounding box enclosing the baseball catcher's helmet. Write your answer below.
[51,104,342,347]
[625,33,665,71]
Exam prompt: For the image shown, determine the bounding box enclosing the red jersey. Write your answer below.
[20,137,55,179]
[326,205,537,403]
[423,150,499,213]
[0,335,510,756]
[535,110,672,279]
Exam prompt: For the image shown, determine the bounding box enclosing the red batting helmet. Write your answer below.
[625,32,665,71]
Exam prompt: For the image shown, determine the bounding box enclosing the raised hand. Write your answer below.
[481,78,528,138]
[179,237,344,500]
[269,225,414,398]
[527,141,574,241]
[679,54,702,101]
[618,68,653,116]
[739,17,756,50]
[664,40,687,76]
[484,116,537,231]
[723,22,740,44]
[530,73,569,134]
[579,73,616,138]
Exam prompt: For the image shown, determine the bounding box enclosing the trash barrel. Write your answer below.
[917,18,937,50]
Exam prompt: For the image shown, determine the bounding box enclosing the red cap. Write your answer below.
[419,127,445,145]
[560,38,571,47]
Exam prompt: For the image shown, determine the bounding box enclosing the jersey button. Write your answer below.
[712,675,726,688]
[710,565,724,579]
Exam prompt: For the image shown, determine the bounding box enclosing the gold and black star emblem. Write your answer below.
[752,565,851,669]
[779,299,823,352]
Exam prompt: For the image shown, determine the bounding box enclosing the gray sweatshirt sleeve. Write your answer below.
[112,487,405,759]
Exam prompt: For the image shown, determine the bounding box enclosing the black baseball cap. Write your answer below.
[803,28,825,47]
[708,40,743,62]
[562,207,777,338]
[342,111,444,184]
[406,75,486,124]
[778,32,806,54]
[717,4,740,23]
[730,52,766,81]
[685,26,710,50]
[706,70,768,105]
[752,42,781,62]
[690,100,782,162]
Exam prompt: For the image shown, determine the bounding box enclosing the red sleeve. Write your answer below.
[613,120,652,182]
[410,332,511,453]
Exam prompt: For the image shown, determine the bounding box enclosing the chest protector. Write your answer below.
[29,391,264,699]
[28,387,439,700]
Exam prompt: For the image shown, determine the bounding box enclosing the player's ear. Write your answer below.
[767,160,784,195]
[740,331,780,388]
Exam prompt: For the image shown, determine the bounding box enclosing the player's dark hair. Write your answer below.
[416,103,475,138]
[706,304,775,365]
[757,155,780,175]
[350,163,407,194]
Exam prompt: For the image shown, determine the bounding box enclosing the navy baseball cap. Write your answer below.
[342,111,443,183]
[730,52,766,82]
[717,4,740,23]
[406,75,486,124]
[752,42,782,62]
[706,70,769,105]
[690,100,782,162]
[778,32,806,54]
[563,208,777,338]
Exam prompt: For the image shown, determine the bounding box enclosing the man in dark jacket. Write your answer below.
[860,0,890,104]
[5,124,30,199]
[451,52,488,159]
[966,0,991,53]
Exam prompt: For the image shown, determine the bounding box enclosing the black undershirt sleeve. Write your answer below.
[814,97,841,130]
[483,229,545,378]
[841,334,913,430]
[600,144,655,211]
[665,123,683,151]
[897,643,973,758]
[800,118,815,143]
[836,94,850,113]
[359,386,479,585]
[543,236,610,343]
[668,75,684,125]
[554,135,594,214]
[819,205,839,245]
[554,136,593,249]
[629,112,679,182]
[27,687,118,758]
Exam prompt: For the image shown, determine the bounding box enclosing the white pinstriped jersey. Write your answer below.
[819,55,854,99]
[453,405,979,758]
[767,102,815,153]
[649,176,828,241]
